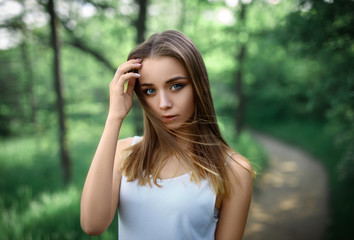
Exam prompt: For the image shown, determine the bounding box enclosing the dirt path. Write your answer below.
[244,131,330,240]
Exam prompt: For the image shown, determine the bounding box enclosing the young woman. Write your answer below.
[80,30,254,240]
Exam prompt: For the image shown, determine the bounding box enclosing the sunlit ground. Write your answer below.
[244,132,329,240]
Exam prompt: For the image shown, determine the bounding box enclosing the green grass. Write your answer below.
[0,118,117,239]
[247,118,353,240]
[0,116,266,239]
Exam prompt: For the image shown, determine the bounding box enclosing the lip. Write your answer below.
[161,115,177,122]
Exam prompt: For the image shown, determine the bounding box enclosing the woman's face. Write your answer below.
[138,56,195,130]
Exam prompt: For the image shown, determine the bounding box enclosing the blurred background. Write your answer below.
[0,0,353,239]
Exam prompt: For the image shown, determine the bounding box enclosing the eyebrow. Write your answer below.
[140,76,188,87]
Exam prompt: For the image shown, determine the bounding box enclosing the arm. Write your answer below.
[215,153,253,240]
[80,59,142,235]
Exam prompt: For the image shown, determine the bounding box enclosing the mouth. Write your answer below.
[161,115,177,122]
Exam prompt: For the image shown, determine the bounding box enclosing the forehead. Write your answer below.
[139,57,188,84]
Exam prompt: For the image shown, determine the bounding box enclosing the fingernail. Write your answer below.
[136,63,141,66]
[135,73,141,77]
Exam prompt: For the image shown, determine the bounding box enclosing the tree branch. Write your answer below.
[66,38,116,72]
[60,18,116,72]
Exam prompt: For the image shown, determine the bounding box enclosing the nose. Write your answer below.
[159,91,172,110]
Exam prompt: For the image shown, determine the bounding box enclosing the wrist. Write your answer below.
[106,113,124,125]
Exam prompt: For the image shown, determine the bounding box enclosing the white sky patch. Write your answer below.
[225,0,239,8]
[55,1,96,21]
[20,0,49,29]
[148,4,160,16]
[80,2,96,18]
[120,0,136,16]
[121,0,134,4]
[0,0,23,22]
[120,5,134,15]
[217,8,235,26]
[56,0,71,19]
[0,29,22,50]
[268,0,281,4]
[299,1,312,12]
[23,10,48,29]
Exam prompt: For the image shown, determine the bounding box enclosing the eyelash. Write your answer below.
[143,88,155,96]
[143,83,186,96]
[171,83,185,91]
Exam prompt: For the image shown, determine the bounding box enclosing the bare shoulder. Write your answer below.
[228,150,253,174]
[117,137,134,150]
[115,137,135,163]
[226,149,254,190]
[113,137,135,173]
[216,149,253,239]
[116,136,143,159]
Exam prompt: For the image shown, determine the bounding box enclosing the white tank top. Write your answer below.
[118,136,219,240]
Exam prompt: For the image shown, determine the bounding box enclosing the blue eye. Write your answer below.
[171,83,185,91]
[143,88,155,96]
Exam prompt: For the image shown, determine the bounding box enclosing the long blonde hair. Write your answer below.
[121,30,243,195]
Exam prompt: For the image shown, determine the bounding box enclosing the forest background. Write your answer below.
[0,0,353,239]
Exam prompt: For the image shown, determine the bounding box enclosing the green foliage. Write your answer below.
[244,3,354,238]
[0,120,111,239]
[0,115,265,238]
[1,0,352,238]
[244,1,354,238]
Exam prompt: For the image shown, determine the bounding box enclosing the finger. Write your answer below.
[117,72,140,93]
[111,59,141,86]
[125,77,137,96]
[115,59,142,78]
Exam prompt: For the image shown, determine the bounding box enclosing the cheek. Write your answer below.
[144,98,159,113]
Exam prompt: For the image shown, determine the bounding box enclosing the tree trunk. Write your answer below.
[132,0,149,135]
[48,0,71,184]
[135,0,148,44]
[234,3,247,136]
[20,42,37,126]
